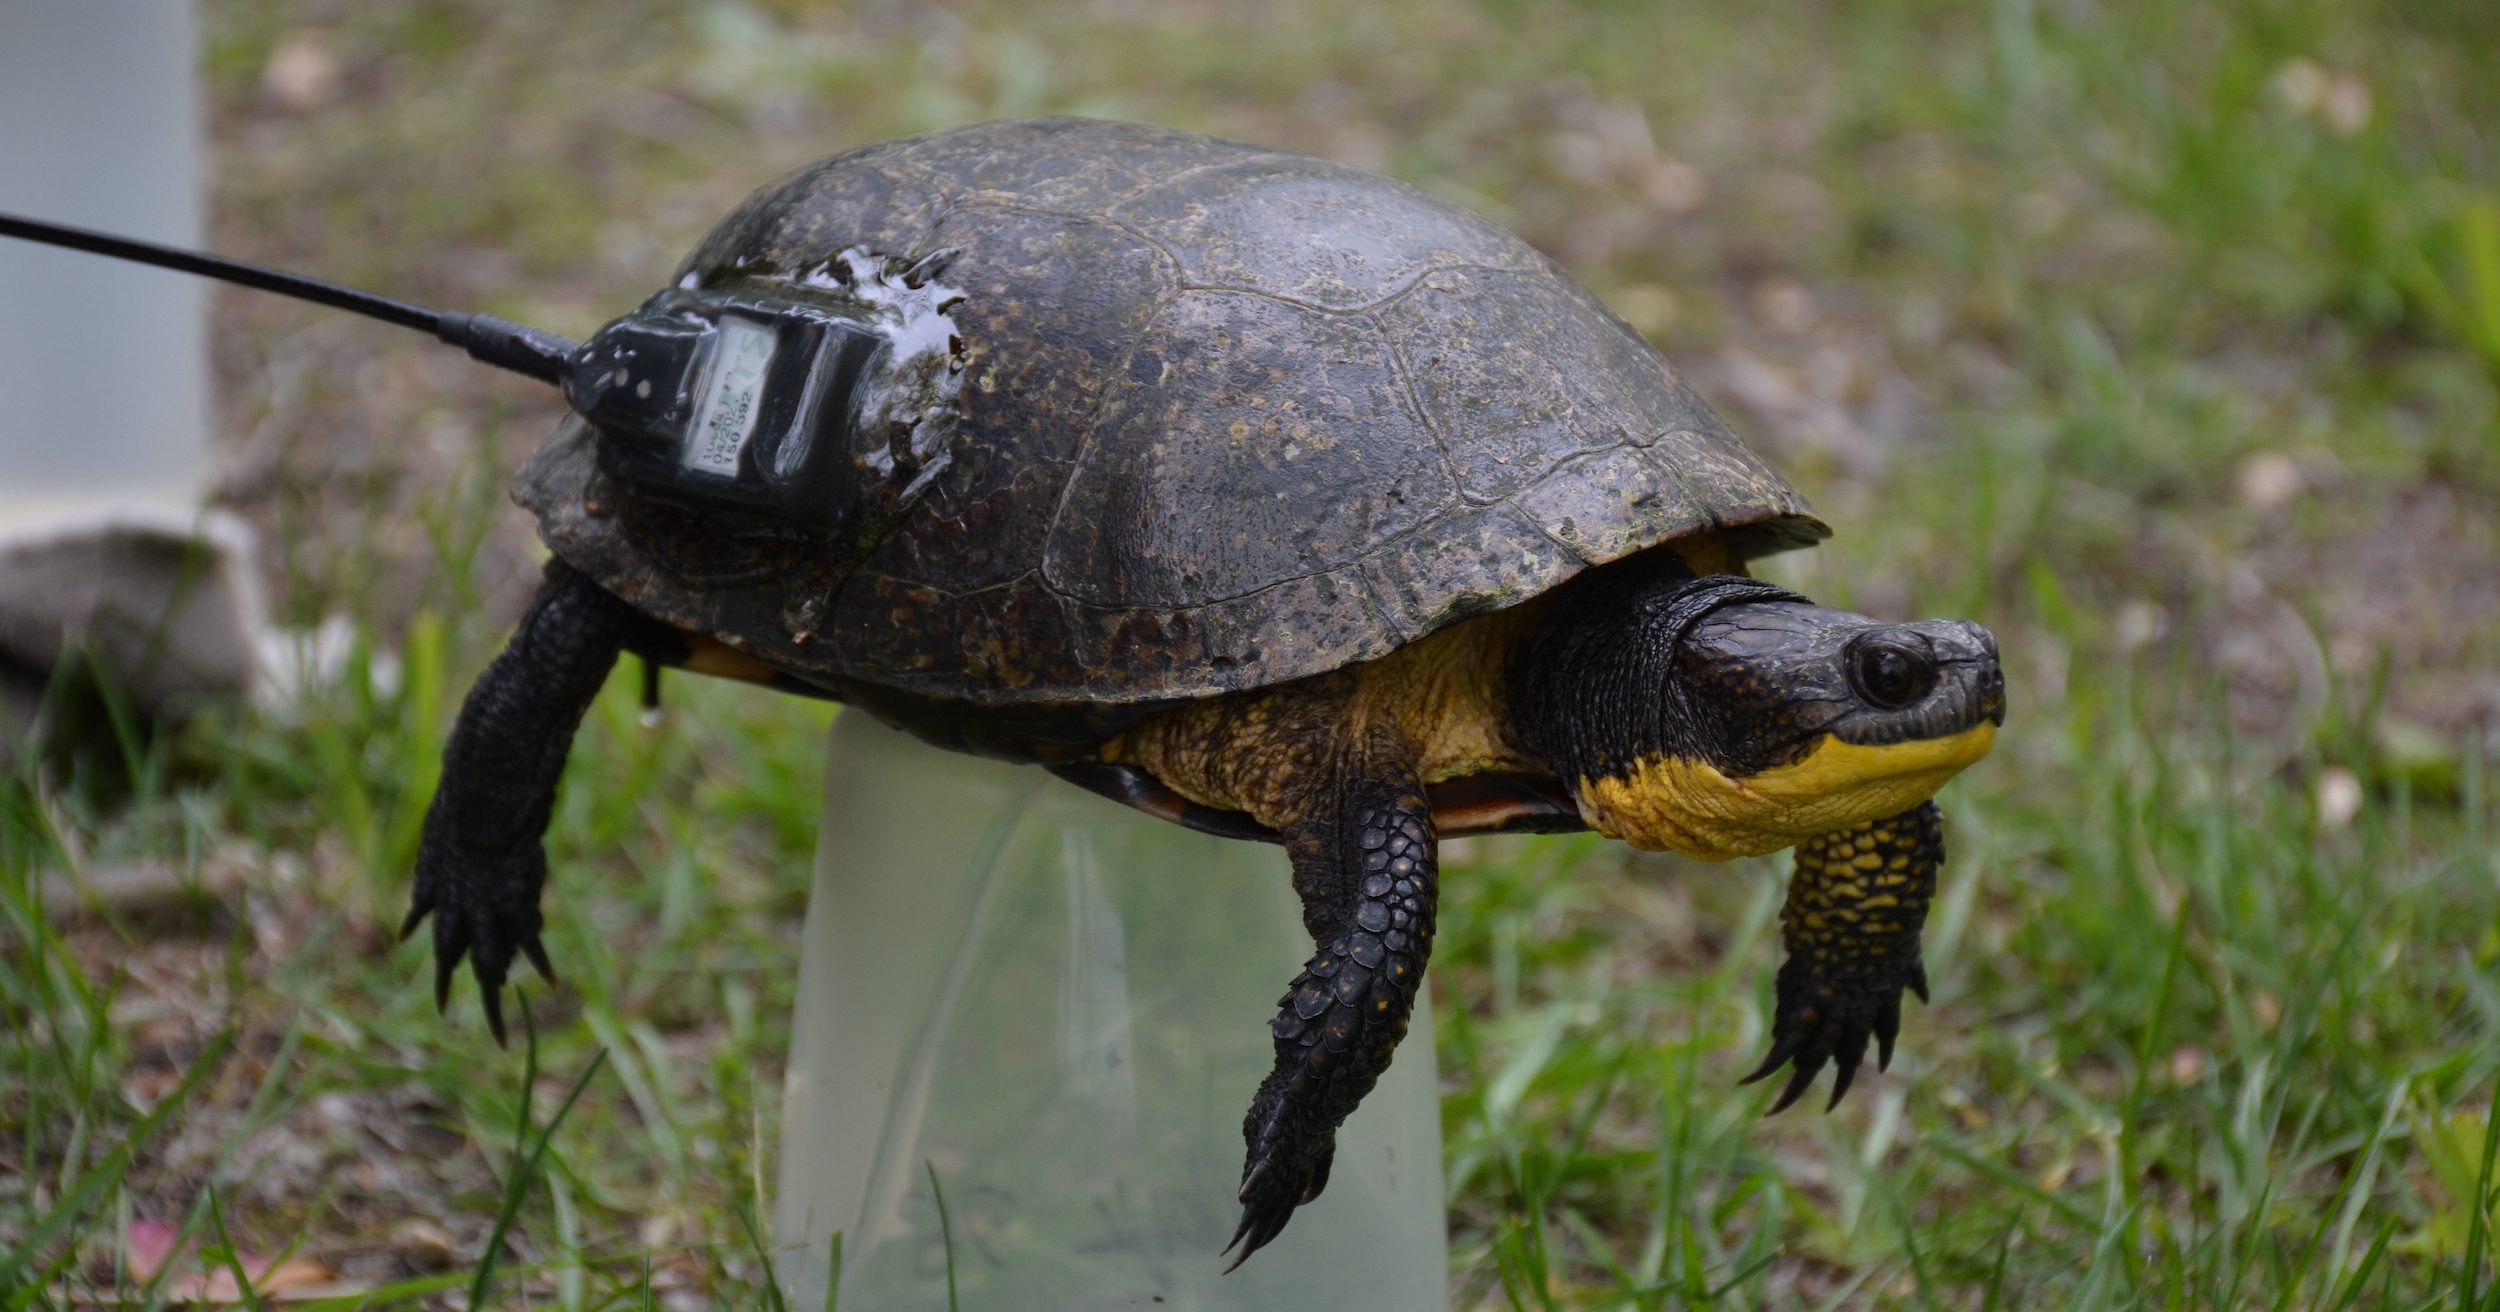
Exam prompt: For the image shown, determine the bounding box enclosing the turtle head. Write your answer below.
[1509,556,2004,859]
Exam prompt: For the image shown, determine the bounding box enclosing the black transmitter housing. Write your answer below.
[564,288,888,521]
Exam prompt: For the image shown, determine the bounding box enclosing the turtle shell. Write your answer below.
[519,117,1827,718]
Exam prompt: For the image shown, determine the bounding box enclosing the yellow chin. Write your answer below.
[1578,722,1997,860]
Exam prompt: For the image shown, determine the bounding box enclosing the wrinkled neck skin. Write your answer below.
[1506,554,2004,860]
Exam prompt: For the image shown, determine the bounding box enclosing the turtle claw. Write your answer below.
[1220,1208,1285,1275]
[1874,1003,1902,1073]
[1738,1033,1800,1088]
[1234,1158,1274,1207]
[1740,953,1919,1115]
[407,837,550,1045]
[1746,1043,1827,1117]
[1825,1023,1870,1111]
[431,939,465,1016]
[522,934,557,984]
[1221,1134,1333,1272]
[481,980,510,1049]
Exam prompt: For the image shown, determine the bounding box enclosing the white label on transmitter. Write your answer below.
[685,316,776,476]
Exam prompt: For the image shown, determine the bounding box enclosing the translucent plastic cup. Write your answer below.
[776,712,1450,1309]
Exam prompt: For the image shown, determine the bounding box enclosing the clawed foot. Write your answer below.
[1740,952,1928,1114]
[402,839,555,1046]
[1222,1118,1335,1272]
[1216,745,1437,1272]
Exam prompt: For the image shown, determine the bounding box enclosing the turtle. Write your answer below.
[407,116,2007,1267]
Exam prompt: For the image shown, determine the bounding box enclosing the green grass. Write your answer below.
[6,0,2499,1305]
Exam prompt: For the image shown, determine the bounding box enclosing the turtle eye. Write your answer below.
[1846,636,1937,710]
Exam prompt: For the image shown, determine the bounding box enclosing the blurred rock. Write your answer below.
[2272,58,2373,137]
[2113,598,2165,654]
[2315,766,2363,829]
[0,510,263,765]
[261,31,341,112]
[0,508,387,770]
[1752,278,1816,334]
[385,1218,459,1273]
[1640,158,1708,216]
[2236,452,2303,511]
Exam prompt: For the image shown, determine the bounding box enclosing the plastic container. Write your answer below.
[776,712,1449,1310]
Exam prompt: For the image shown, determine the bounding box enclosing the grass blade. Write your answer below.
[468,999,611,1309]
[926,1162,959,1312]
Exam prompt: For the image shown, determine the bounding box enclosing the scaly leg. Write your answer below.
[404,559,672,1043]
[1226,725,1437,1269]
[1743,800,1945,1113]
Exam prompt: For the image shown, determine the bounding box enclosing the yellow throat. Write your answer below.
[1578,722,1998,860]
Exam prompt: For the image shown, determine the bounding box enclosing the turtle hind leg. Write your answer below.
[406,558,678,1044]
[1226,724,1437,1270]
[1742,800,1945,1114]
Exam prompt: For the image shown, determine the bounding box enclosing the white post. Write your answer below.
[0,0,208,524]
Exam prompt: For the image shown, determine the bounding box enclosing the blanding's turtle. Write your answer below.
[407,117,2007,1265]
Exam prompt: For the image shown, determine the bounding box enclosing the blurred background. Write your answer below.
[5,0,2497,1306]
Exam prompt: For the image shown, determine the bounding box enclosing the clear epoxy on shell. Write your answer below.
[790,245,968,507]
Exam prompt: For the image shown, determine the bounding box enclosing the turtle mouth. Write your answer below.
[1793,720,1999,789]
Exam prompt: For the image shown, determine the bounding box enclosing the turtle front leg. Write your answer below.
[1227,726,1437,1270]
[1742,800,1944,1113]
[405,559,672,1044]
